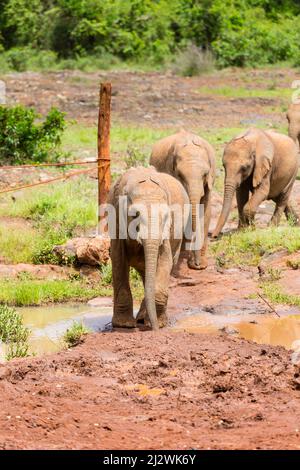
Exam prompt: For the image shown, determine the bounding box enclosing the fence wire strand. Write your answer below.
[0,159,98,170]
[0,166,96,194]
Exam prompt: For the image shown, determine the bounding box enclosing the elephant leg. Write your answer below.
[270,202,286,226]
[135,270,146,323]
[144,241,172,329]
[243,184,269,226]
[271,187,298,226]
[285,203,300,226]
[111,239,136,328]
[236,184,250,229]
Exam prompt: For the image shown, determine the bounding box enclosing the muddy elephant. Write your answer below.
[150,130,216,270]
[212,128,299,237]
[287,103,300,149]
[108,166,189,331]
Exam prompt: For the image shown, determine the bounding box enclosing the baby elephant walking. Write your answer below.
[108,167,189,331]
[151,130,216,270]
[213,128,299,237]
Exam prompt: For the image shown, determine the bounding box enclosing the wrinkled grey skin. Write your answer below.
[287,103,300,150]
[108,166,189,331]
[150,130,216,270]
[212,128,300,237]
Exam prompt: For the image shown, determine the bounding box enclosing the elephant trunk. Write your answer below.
[212,180,236,238]
[189,188,203,265]
[143,239,159,331]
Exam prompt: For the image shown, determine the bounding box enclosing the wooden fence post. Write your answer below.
[97,82,112,235]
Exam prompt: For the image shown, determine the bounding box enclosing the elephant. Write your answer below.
[212,128,300,237]
[108,166,189,331]
[287,103,300,149]
[150,129,216,270]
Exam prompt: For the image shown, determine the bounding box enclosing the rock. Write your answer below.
[79,265,101,282]
[53,236,110,266]
[220,326,238,336]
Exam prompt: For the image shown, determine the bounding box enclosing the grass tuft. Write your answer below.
[63,321,90,348]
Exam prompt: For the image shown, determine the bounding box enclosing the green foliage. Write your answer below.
[100,262,113,286]
[0,278,113,306]
[261,282,300,307]
[0,105,67,165]
[63,321,90,347]
[0,1,300,68]
[124,145,149,169]
[211,226,300,267]
[0,304,30,360]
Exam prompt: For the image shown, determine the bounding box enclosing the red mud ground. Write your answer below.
[0,69,299,449]
[0,330,299,450]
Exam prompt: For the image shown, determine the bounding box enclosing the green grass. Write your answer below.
[261,282,300,307]
[0,272,143,307]
[197,85,293,100]
[62,123,169,164]
[63,321,90,347]
[0,224,40,263]
[211,226,300,268]
[0,278,113,306]
[0,176,97,229]
[0,176,98,264]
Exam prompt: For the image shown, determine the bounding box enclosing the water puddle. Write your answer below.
[18,302,113,357]
[2,296,300,360]
[173,307,300,350]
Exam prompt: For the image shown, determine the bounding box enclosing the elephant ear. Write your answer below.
[192,137,216,190]
[204,143,216,190]
[252,132,274,188]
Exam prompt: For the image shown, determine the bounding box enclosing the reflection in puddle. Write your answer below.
[173,310,300,350]
[18,304,113,357]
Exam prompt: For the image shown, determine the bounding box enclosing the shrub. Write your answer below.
[0,105,68,165]
[172,44,215,76]
[0,305,30,360]
[63,321,90,348]
[124,145,149,169]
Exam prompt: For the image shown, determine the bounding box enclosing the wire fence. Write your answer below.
[0,159,98,194]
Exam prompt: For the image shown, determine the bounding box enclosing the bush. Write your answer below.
[63,321,90,348]
[0,105,67,165]
[0,305,30,360]
[124,145,149,169]
[172,44,215,76]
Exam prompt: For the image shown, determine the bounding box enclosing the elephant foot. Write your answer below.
[238,221,249,230]
[188,256,208,270]
[144,313,168,329]
[112,314,136,329]
[136,300,146,324]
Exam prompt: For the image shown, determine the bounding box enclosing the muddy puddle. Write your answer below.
[5,302,113,359]
[173,303,300,351]
[1,297,299,360]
